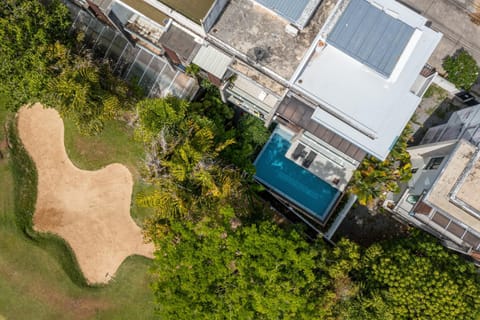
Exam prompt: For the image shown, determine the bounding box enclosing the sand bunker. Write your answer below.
[17,103,154,284]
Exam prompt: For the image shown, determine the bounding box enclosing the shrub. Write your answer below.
[443,49,479,90]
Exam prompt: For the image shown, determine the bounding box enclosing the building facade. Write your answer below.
[387,104,480,259]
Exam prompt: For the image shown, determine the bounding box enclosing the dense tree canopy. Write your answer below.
[151,215,360,320]
[135,91,270,226]
[0,0,138,134]
[189,83,270,173]
[46,53,135,134]
[0,0,72,108]
[151,219,480,320]
[135,96,245,225]
[221,114,271,174]
[344,233,480,320]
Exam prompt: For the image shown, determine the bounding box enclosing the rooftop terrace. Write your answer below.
[210,0,339,80]
[427,140,480,232]
[156,0,214,23]
[254,0,322,29]
[229,59,287,96]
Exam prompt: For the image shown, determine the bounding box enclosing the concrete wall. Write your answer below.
[143,0,206,36]
[202,0,229,32]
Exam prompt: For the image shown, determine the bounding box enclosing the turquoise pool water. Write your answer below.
[254,133,340,221]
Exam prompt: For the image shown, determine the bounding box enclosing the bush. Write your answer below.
[443,49,479,90]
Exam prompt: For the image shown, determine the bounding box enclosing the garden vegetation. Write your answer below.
[443,49,479,90]
[348,125,413,208]
[1,1,480,319]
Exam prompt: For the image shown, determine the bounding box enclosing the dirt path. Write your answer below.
[17,103,154,284]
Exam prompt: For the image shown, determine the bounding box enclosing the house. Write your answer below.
[69,0,441,226]
[388,104,480,258]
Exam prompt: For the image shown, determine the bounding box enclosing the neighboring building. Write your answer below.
[70,0,442,226]
[388,104,480,259]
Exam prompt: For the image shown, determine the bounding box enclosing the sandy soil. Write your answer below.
[17,103,154,284]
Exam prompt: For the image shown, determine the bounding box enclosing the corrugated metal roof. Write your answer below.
[327,0,414,77]
[254,0,318,28]
[192,45,232,79]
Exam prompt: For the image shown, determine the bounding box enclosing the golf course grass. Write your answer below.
[0,106,157,319]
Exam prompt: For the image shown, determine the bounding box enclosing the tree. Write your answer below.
[151,216,360,320]
[443,49,479,90]
[46,54,134,134]
[348,125,412,207]
[135,96,242,223]
[0,0,137,134]
[189,82,270,174]
[136,95,189,141]
[221,114,270,174]
[347,232,480,320]
[0,0,72,109]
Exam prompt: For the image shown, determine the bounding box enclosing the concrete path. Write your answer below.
[400,0,480,72]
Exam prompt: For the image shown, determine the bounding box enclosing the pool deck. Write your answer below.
[254,127,341,222]
[285,137,356,191]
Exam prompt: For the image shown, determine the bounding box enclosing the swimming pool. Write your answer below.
[254,132,340,221]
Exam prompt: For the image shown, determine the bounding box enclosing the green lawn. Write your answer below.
[0,109,157,319]
[63,117,155,226]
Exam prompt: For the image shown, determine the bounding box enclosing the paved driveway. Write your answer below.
[400,0,480,72]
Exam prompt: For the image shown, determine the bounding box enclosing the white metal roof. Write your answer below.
[192,44,232,79]
[327,0,415,77]
[293,0,442,160]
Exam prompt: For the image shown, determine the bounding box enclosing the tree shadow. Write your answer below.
[410,97,465,145]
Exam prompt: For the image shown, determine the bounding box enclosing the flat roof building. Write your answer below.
[253,0,322,29]
[75,0,442,227]
[392,139,480,257]
[389,104,480,259]
[293,0,442,160]
[209,0,339,80]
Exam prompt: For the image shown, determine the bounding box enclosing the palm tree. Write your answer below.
[348,125,413,207]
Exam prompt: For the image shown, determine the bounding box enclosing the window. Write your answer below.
[425,157,444,170]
